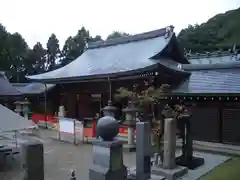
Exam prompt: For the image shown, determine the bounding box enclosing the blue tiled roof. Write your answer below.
[26,26,187,82]
[187,52,240,65]
[175,67,240,94]
[0,74,22,96]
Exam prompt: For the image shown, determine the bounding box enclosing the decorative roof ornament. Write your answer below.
[177,64,182,69]
[164,25,174,39]
[84,38,88,51]
[232,44,236,53]
[206,52,211,56]
[0,71,7,80]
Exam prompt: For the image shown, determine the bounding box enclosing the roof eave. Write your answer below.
[27,62,189,84]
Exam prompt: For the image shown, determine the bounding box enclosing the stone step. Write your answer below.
[150,174,166,180]
[128,167,165,180]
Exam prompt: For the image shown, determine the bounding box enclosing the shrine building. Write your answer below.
[26,26,240,145]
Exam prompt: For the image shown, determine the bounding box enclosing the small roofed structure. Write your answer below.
[13,83,55,95]
[0,72,22,97]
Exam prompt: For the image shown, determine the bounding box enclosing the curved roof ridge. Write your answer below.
[183,61,240,71]
[87,25,174,49]
[187,51,239,60]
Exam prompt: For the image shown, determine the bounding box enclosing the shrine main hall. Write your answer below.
[27,26,240,145]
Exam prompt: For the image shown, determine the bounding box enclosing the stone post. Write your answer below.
[21,140,44,180]
[151,118,187,180]
[89,116,127,180]
[163,118,177,169]
[136,122,152,180]
[122,101,138,152]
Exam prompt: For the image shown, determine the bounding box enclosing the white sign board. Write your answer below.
[59,118,74,134]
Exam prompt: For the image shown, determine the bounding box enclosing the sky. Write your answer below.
[0,0,239,48]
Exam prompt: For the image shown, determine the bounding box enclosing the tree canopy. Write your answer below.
[178,7,240,53]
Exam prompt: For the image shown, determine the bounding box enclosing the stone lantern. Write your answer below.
[14,101,22,115]
[122,100,139,151]
[102,100,117,117]
[15,99,30,119]
[22,99,30,120]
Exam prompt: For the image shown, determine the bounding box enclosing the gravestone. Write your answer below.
[136,122,152,180]
[21,140,44,180]
[127,122,165,180]
[89,116,127,180]
[176,114,204,169]
[152,118,187,180]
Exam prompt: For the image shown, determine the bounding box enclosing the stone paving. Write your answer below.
[0,129,231,180]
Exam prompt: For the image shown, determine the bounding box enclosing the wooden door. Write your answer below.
[190,106,220,142]
[222,109,240,145]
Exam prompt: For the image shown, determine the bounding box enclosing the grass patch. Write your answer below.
[199,156,240,180]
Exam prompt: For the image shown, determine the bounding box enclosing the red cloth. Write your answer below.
[32,114,57,124]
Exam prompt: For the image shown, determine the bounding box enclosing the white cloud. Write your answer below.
[0,0,239,48]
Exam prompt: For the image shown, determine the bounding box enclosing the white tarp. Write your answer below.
[0,105,36,133]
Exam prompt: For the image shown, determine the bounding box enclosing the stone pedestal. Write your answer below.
[89,140,127,180]
[89,116,127,180]
[21,140,44,180]
[151,118,187,180]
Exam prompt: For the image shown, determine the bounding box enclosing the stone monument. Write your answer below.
[151,118,187,180]
[89,116,127,180]
[176,112,204,169]
[136,122,152,180]
[21,140,44,180]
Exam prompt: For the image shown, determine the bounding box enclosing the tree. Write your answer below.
[60,27,102,66]
[90,35,103,42]
[46,34,60,71]
[178,7,240,53]
[0,24,11,71]
[114,80,190,163]
[25,42,46,75]
[7,32,28,82]
[33,42,47,72]
[107,31,130,40]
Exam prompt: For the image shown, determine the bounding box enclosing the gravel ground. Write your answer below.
[1,129,136,180]
[0,129,230,180]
